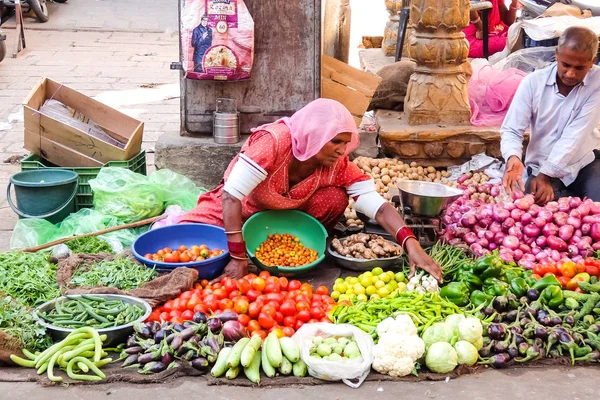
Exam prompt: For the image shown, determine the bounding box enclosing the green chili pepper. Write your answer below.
[540,286,564,309]
[509,277,529,298]
[470,290,493,308]
[532,275,561,292]
[439,282,470,307]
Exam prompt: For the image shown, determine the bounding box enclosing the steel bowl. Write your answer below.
[33,294,152,346]
[396,181,463,217]
[327,237,403,271]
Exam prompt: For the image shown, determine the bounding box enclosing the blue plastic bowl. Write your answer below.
[131,223,230,281]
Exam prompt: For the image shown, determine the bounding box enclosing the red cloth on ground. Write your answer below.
[463,0,508,58]
[179,121,369,230]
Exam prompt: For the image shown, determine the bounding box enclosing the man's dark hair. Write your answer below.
[557,26,599,61]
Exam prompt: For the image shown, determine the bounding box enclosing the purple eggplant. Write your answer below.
[575,350,600,362]
[519,296,529,306]
[507,345,519,359]
[173,324,186,333]
[551,316,563,326]
[122,354,139,367]
[166,333,176,344]
[154,329,166,344]
[138,352,157,365]
[126,335,137,348]
[519,317,532,327]
[493,339,509,354]
[150,321,162,334]
[170,335,183,351]
[215,311,238,322]
[558,331,577,364]
[535,326,548,340]
[483,307,495,317]
[479,343,493,358]
[191,357,209,372]
[493,296,508,312]
[161,352,174,365]
[143,361,166,373]
[514,334,526,345]
[525,308,538,319]
[526,289,540,301]
[488,323,507,340]
[518,342,529,356]
[516,345,541,363]
[479,353,511,368]
[193,312,208,324]
[207,317,222,333]
[182,350,195,361]
[510,326,523,335]
[587,324,600,334]
[564,315,575,326]
[125,346,144,355]
[180,327,195,340]
[504,310,518,322]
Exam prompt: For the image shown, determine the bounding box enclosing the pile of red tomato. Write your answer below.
[143,244,225,263]
[532,257,600,291]
[147,270,335,338]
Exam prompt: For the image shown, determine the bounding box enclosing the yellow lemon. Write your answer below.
[366,285,377,296]
[371,267,384,276]
[345,288,354,295]
[380,274,391,283]
[335,278,344,285]
[353,284,366,295]
[395,272,406,282]
[348,277,359,285]
[334,283,347,293]
[339,294,350,301]
[374,280,386,289]
[370,294,381,301]
[359,276,372,287]
[397,282,407,292]
[357,294,368,302]
[377,287,390,298]
[331,290,341,300]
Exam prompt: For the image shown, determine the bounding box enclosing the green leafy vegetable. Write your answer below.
[65,237,114,254]
[0,252,60,307]
[0,296,52,352]
[69,257,157,290]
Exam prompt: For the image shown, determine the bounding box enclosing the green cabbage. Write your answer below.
[472,336,484,350]
[422,322,452,349]
[454,340,479,366]
[444,314,465,335]
[458,317,483,345]
[425,342,458,373]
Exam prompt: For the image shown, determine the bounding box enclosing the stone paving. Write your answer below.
[0,2,179,250]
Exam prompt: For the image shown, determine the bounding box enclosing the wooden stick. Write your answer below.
[22,215,164,253]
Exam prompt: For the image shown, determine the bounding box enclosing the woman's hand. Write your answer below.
[405,239,443,283]
[210,259,248,284]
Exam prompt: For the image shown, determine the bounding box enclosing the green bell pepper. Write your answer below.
[439,282,470,307]
[470,290,492,308]
[457,271,483,292]
[525,276,538,287]
[483,277,508,297]
[509,277,529,298]
[473,254,504,278]
[504,269,522,284]
[532,275,561,292]
[540,286,564,309]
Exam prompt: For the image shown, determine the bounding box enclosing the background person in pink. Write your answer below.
[464,0,520,58]
[180,99,442,282]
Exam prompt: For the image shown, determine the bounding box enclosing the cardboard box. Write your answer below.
[24,78,144,167]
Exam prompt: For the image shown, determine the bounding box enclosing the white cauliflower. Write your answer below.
[406,272,440,294]
[372,315,426,377]
[372,355,415,377]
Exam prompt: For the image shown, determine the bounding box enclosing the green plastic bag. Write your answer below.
[89,168,206,223]
[10,209,140,250]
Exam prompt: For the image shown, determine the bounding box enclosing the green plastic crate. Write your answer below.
[20,151,147,211]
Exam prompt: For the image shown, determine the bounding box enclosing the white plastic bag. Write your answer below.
[291,323,374,388]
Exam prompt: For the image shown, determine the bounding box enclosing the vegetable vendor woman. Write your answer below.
[180,99,442,282]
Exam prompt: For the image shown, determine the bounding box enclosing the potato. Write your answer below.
[427,166,436,173]
[381,175,391,185]
[381,168,389,176]
[410,161,417,168]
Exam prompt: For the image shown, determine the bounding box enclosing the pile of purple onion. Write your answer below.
[441,184,600,269]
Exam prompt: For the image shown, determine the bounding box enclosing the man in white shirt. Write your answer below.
[501,26,600,204]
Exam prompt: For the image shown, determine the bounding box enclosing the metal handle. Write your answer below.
[6,181,79,220]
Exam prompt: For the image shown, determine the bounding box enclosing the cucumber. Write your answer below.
[244,350,262,384]
[265,333,283,368]
[278,356,293,375]
[226,338,251,369]
[226,366,241,379]
[241,335,262,368]
[210,347,232,378]
[293,359,307,377]
[279,337,300,363]
[261,344,276,378]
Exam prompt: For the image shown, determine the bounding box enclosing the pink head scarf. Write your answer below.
[252,98,360,162]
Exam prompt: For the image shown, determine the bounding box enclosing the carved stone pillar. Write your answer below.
[404,0,472,126]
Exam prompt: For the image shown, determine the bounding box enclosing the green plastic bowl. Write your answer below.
[242,210,328,276]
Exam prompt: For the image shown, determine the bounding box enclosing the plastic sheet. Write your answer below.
[493,46,557,73]
[89,168,206,223]
[10,208,140,250]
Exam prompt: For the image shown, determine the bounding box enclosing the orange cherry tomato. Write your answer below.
[315,286,329,296]
[219,298,233,310]
[213,288,228,300]
[252,329,268,340]
[247,319,261,332]
[179,251,192,263]
[238,314,251,327]
[251,277,266,292]
[234,298,250,314]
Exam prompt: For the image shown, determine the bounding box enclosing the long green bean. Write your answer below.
[69,256,156,290]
